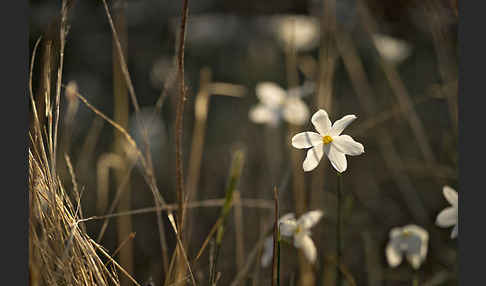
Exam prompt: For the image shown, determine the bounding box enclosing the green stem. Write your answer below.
[336,172,342,286]
[412,270,419,286]
[277,235,281,286]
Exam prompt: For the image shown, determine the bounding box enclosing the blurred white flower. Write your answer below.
[249,82,310,127]
[291,109,364,172]
[386,224,429,270]
[435,186,458,239]
[261,236,275,268]
[273,15,320,51]
[261,211,323,266]
[372,33,412,64]
[261,213,296,267]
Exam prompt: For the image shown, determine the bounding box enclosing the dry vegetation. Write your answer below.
[28,0,458,285]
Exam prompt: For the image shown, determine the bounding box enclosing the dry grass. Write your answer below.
[29,125,128,285]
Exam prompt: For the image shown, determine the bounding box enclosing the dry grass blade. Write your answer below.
[67,87,139,153]
[100,0,139,111]
[168,215,197,285]
[82,198,273,223]
[52,0,70,172]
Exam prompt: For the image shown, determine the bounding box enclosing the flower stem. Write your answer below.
[272,186,281,286]
[412,270,419,286]
[336,172,343,286]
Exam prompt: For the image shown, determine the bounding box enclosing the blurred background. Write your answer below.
[29,0,458,285]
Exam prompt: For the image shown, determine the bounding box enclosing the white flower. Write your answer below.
[260,211,323,266]
[386,224,429,270]
[272,15,320,51]
[372,33,412,64]
[291,109,364,172]
[435,186,458,239]
[249,82,310,127]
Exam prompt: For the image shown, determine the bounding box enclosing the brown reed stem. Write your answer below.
[172,0,190,283]
[175,0,190,231]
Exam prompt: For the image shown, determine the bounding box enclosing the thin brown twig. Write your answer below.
[92,239,142,286]
[173,0,190,281]
[111,232,136,259]
[175,0,190,230]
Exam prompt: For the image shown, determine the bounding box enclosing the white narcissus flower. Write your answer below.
[386,224,429,270]
[249,82,310,127]
[260,211,323,267]
[291,109,364,172]
[435,186,458,239]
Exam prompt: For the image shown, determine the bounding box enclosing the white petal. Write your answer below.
[294,233,317,263]
[256,82,286,107]
[283,97,310,125]
[389,227,403,239]
[443,186,458,207]
[249,104,280,126]
[279,213,296,223]
[436,207,457,227]
[372,33,412,64]
[406,253,424,270]
[311,109,332,135]
[303,145,324,172]
[297,210,324,230]
[261,236,274,267]
[386,242,402,268]
[324,144,347,173]
[279,219,298,237]
[403,225,429,243]
[291,132,322,149]
[451,224,458,239]
[331,135,364,156]
[330,115,357,136]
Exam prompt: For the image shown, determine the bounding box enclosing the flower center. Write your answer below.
[402,230,411,237]
[322,135,333,144]
[295,225,303,235]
